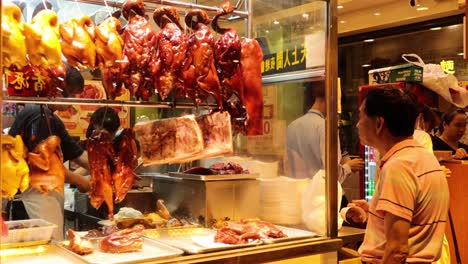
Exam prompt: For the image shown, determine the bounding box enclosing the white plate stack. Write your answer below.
[258,177,309,225]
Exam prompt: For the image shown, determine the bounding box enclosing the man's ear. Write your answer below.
[376,117,384,134]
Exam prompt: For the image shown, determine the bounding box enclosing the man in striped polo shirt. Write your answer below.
[355,86,449,263]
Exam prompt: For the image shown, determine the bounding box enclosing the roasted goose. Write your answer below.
[181,9,222,107]
[121,0,157,101]
[239,218,286,238]
[60,15,97,69]
[61,229,94,255]
[28,136,65,194]
[215,226,261,244]
[241,38,264,136]
[24,10,62,66]
[215,218,286,244]
[151,7,188,100]
[1,4,27,68]
[88,129,115,219]
[95,16,125,99]
[112,128,138,203]
[1,135,29,199]
[212,0,244,103]
[99,225,143,253]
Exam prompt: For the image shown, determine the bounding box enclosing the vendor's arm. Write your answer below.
[382,213,410,264]
[71,151,89,171]
[65,170,90,193]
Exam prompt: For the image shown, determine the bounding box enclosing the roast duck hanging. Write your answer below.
[1,135,29,199]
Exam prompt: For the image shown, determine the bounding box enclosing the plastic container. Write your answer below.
[1,219,57,244]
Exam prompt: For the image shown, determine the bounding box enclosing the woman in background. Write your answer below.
[432,108,468,160]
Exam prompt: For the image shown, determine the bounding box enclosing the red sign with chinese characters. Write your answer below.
[5,65,49,96]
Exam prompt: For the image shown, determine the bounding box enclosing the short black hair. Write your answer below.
[440,108,466,133]
[64,64,84,96]
[363,85,418,137]
[86,107,120,138]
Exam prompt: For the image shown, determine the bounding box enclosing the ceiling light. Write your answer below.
[302,13,309,18]
[416,7,429,11]
[265,30,270,33]
[340,20,346,24]
[337,5,344,9]
[363,39,375,42]
[374,12,381,16]
[273,20,280,25]
[430,27,442,31]
[458,53,464,56]
[362,64,371,68]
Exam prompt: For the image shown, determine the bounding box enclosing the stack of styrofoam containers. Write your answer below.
[258,176,309,225]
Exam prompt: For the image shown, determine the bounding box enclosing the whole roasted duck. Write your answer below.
[88,129,115,219]
[181,9,222,107]
[1,135,29,199]
[151,7,188,100]
[112,128,138,203]
[1,4,27,68]
[121,0,157,101]
[95,16,125,99]
[28,136,66,194]
[24,9,62,66]
[212,0,244,103]
[60,15,97,69]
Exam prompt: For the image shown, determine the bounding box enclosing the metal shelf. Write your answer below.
[73,0,249,18]
[261,68,325,84]
[2,96,218,109]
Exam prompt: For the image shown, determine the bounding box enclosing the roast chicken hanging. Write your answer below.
[1,135,29,199]
[1,4,27,69]
[121,0,157,101]
[95,16,125,99]
[28,136,66,194]
[24,9,62,66]
[60,15,97,69]
[151,7,188,100]
[181,9,222,107]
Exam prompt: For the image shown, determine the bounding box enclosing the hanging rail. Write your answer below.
[3,96,217,109]
[70,0,249,17]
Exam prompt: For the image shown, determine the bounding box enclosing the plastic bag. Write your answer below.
[402,53,468,107]
[302,170,343,236]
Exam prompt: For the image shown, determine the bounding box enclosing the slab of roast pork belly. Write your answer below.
[134,115,204,166]
[176,111,233,163]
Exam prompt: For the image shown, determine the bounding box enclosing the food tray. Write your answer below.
[168,172,259,181]
[261,225,318,244]
[142,227,261,254]
[1,219,57,245]
[58,237,183,264]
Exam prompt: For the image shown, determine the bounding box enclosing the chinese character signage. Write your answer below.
[261,43,306,76]
[440,60,455,74]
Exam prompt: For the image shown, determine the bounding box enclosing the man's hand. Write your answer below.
[65,170,90,193]
[346,158,364,172]
[351,199,370,212]
[452,148,468,160]
[346,205,367,223]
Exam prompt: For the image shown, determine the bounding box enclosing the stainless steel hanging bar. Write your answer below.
[3,96,217,109]
[71,0,249,17]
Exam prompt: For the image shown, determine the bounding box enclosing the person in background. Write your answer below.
[352,86,449,263]
[420,105,441,135]
[432,108,468,160]
[7,65,90,240]
[285,81,364,182]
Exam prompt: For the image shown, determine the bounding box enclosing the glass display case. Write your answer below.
[0,0,352,263]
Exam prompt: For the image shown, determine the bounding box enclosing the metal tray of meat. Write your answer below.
[58,237,183,264]
[142,227,262,254]
[168,172,259,181]
[261,225,318,244]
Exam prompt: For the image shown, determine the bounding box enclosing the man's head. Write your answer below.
[86,107,120,139]
[308,81,326,114]
[49,65,84,112]
[357,85,418,149]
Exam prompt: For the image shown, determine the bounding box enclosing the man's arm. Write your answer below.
[72,151,89,171]
[382,212,410,264]
[65,170,90,193]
